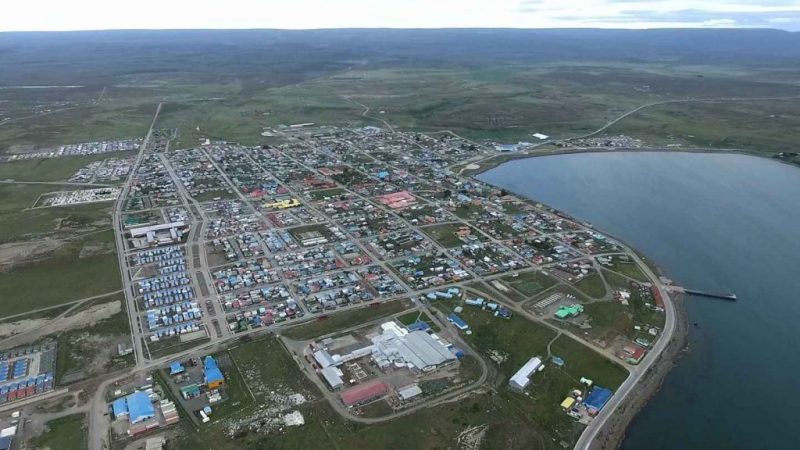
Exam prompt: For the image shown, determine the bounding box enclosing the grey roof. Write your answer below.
[321,365,343,388]
[398,384,423,400]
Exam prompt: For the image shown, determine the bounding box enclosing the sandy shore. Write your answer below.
[588,292,689,450]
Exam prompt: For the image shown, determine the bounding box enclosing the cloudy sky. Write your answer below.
[1,0,799,32]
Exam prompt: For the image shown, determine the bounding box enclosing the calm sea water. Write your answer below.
[478,152,800,450]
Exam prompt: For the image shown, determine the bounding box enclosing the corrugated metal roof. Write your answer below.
[339,379,387,406]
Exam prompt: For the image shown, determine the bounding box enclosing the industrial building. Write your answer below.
[371,322,457,373]
[312,321,457,392]
[112,391,156,424]
[203,356,224,389]
[397,384,423,402]
[509,356,543,391]
[129,221,189,248]
[555,304,584,319]
[339,379,388,406]
[320,366,344,390]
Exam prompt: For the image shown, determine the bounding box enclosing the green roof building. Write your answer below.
[555,304,584,319]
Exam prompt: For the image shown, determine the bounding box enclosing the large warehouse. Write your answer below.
[371,322,457,373]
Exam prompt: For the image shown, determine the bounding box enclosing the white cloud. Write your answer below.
[0,0,799,31]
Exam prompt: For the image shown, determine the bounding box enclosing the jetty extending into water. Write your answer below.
[683,289,737,301]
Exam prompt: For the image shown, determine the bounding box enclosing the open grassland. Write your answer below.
[0,229,120,317]
[500,271,560,302]
[0,150,136,182]
[0,184,112,243]
[604,99,800,153]
[5,57,800,153]
[602,259,649,283]
[0,102,156,154]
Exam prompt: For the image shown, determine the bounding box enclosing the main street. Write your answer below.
[112,102,162,369]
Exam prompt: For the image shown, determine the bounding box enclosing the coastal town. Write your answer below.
[0,112,674,450]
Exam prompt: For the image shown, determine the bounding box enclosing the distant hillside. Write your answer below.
[1,28,799,85]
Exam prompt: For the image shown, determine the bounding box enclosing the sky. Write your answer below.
[1,0,799,32]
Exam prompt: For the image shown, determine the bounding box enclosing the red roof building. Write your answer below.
[375,191,417,210]
[650,286,665,308]
[339,379,388,406]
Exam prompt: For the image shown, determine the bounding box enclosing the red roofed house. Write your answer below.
[339,379,388,406]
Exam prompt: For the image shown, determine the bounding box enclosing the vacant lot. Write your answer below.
[573,273,607,299]
[29,413,88,450]
[56,297,133,384]
[501,271,559,301]
[421,222,469,248]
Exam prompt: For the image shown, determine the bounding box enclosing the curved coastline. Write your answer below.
[471,155,690,450]
[467,146,797,177]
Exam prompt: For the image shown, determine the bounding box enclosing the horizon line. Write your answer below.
[1,25,797,34]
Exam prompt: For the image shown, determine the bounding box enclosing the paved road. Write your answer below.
[573,253,676,450]
[111,103,162,369]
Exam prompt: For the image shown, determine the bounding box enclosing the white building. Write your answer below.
[320,366,344,390]
[371,322,457,373]
[509,356,543,391]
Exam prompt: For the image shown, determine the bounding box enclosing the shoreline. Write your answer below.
[465,146,799,177]
[471,166,691,450]
[589,292,689,450]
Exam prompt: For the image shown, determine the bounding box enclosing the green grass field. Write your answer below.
[604,260,649,283]
[0,151,136,182]
[501,271,560,301]
[0,230,120,318]
[605,99,800,154]
[573,273,607,299]
[421,222,469,248]
[440,299,626,446]
[395,310,440,332]
[0,103,156,154]
[0,184,113,243]
[29,413,88,450]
